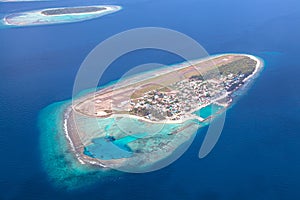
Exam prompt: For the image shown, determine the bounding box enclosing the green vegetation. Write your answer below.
[42,7,106,15]
[218,57,257,76]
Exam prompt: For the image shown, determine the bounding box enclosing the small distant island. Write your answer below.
[41,7,107,16]
[3,5,122,26]
[60,54,263,171]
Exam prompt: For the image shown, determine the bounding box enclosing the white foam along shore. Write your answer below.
[63,105,107,167]
[241,54,264,83]
[3,5,122,26]
[63,54,263,166]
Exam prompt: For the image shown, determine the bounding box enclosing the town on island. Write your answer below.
[63,54,263,170]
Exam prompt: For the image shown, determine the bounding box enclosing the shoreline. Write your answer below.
[242,54,264,83]
[64,106,108,167]
[63,53,263,168]
[107,92,230,125]
[71,53,247,107]
[40,5,121,17]
[3,5,122,26]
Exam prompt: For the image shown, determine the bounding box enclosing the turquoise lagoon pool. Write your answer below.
[193,104,224,119]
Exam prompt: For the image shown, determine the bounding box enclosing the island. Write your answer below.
[38,54,263,188]
[41,7,107,16]
[2,5,122,27]
[63,54,263,171]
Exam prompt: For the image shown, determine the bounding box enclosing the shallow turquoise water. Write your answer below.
[193,104,224,118]
[38,91,201,188]
[3,6,122,27]
[86,137,133,160]
[83,114,200,160]
[1,0,299,198]
[114,135,139,147]
[38,100,117,190]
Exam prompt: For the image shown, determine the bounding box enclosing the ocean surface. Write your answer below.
[1,0,300,199]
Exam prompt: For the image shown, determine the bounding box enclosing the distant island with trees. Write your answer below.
[3,5,122,27]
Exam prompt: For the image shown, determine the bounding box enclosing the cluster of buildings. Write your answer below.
[129,72,247,121]
[221,73,246,92]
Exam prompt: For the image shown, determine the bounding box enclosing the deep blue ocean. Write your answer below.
[1,0,300,199]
